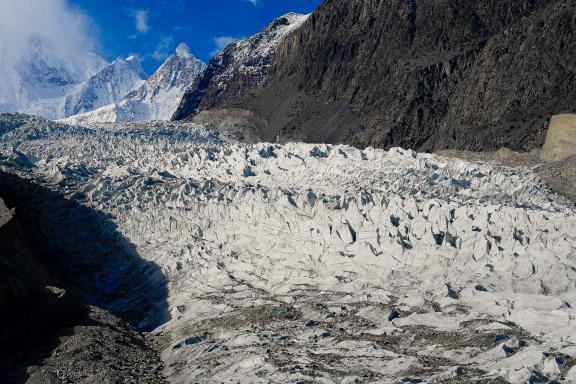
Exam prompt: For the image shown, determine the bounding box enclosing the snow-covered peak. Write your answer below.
[0,35,107,119]
[0,34,148,120]
[175,43,192,58]
[146,46,204,91]
[60,56,146,117]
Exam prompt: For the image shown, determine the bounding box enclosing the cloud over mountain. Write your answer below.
[0,0,100,109]
[0,0,96,68]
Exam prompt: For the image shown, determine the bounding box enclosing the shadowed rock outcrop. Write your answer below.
[0,172,168,383]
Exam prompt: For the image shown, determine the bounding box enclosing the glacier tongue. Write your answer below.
[1,118,575,383]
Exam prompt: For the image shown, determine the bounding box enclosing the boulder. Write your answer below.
[541,114,576,162]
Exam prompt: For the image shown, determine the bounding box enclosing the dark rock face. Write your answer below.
[191,0,576,152]
[0,198,63,344]
[0,170,170,331]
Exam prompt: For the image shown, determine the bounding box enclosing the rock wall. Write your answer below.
[208,0,576,153]
[172,13,308,120]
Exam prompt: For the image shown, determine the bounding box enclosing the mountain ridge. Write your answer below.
[62,44,205,124]
[0,36,107,119]
[0,36,147,121]
[60,56,147,118]
[172,13,308,120]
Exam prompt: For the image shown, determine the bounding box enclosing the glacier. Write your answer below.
[0,116,575,383]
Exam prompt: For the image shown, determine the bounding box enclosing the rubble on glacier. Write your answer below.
[0,115,575,383]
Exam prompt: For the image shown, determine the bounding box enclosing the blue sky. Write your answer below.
[68,0,323,74]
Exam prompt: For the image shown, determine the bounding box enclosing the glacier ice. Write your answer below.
[0,118,575,383]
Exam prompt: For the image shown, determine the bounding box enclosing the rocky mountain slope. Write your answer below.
[62,44,205,124]
[172,13,308,120]
[1,113,575,383]
[177,0,576,153]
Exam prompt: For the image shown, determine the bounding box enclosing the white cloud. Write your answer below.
[211,36,243,56]
[245,0,258,5]
[0,0,99,106]
[0,0,96,62]
[152,36,174,61]
[133,10,150,34]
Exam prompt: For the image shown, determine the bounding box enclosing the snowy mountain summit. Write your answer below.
[62,44,206,124]
[61,56,146,118]
[0,35,203,123]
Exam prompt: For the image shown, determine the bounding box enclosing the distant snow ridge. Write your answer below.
[61,44,205,124]
[1,118,576,383]
[0,35,202,122]
[61,56,146,117]
[0,36,147,120]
